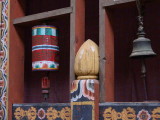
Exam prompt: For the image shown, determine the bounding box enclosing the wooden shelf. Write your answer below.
[13,7,73,25]
[101,0,135,7]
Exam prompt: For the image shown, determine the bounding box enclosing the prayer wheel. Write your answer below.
[32,25,59,71]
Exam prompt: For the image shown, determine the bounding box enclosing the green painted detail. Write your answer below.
[45,28,52,35]
[37,28,41,35]
[50,64,55,68]
[35,65,40,68]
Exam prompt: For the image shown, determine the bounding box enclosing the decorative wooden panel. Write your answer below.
[13,103,71,120]
[13,103,160,120]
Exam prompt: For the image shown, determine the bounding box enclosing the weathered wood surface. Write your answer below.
[99,1,135,103]
[13,7,73,25]
[99,1,115,102]
[101,0,135,7]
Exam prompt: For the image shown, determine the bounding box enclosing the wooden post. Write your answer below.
[99,1,115,102]
[71,39,99,120]
[9,0,25,119]
[70,0,85,84]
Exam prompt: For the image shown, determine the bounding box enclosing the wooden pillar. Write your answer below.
[71,40,99,120]
[99,1,115,102]
[70,0,85,83]
[8,0,25,119]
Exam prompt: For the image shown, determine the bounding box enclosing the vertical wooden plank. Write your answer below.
[105,10,114,102]
[99,1,106,102]
[74,0,85,53]
[18,0,26,12]
[8,0,25,119]
[70,0,85,83]
[70,0,76,84]
[99,1,114,102]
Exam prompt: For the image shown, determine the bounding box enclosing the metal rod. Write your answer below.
[141,58,148,100]
[136,0,146,16]
[136,0,142,16]
[136,0,146,36]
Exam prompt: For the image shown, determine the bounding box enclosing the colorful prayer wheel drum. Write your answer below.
[32,25,59,71]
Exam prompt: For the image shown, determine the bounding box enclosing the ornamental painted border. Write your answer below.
[12,103,71,120]
[13,103,160,120]
[0,0,9,119]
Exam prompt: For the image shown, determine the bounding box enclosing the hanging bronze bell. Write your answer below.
[130,35,156,58]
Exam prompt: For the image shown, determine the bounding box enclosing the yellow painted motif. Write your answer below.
[46,107,58,120]
[121,107,136,120]
[152,107,160,120]
[14,107,71,120]
[14,107,25,120]
[103,107,136,120]
[25,107,37,120]
[60,107,71,120]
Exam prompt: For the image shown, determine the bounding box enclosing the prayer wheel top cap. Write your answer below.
[74,39,99,80]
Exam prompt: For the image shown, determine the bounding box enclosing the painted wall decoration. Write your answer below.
[32,25,59,71]
[71,79,99,120]
[13,103,160,120]
[12,104,71,120]
[71,80,96,102]
[100,103,160,120]
[0,0,9,119]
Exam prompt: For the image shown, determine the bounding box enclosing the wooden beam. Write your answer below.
[13,7,73,25]
[101,0,135,7]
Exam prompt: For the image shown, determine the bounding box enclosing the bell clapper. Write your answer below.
[141,58,148,100]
